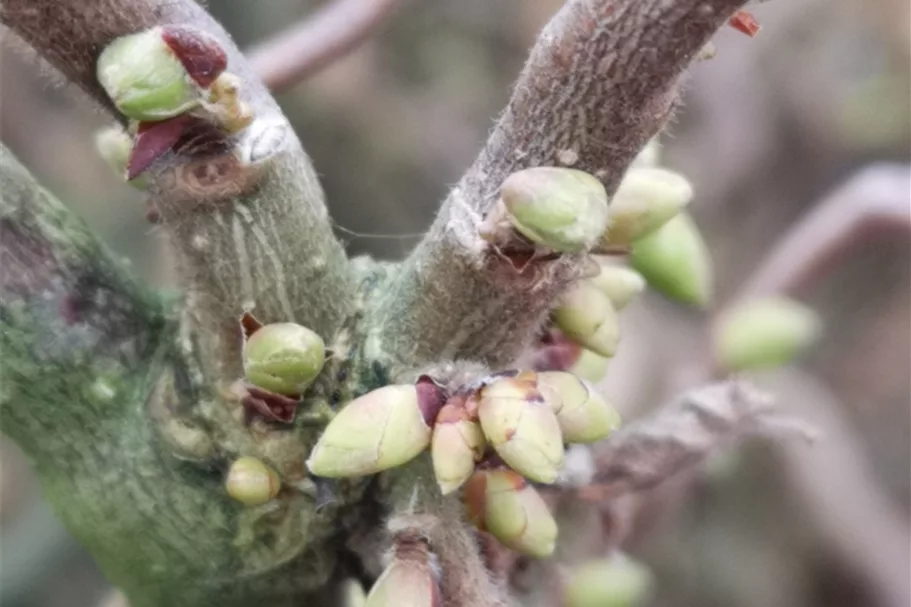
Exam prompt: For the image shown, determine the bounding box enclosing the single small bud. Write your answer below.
[714,296,822,372]
[536,371,620,444]
[468,469,559,558]
[242,322,326,395]
[552,282,620,358]
[94,126,148,189]
[588,258,647,310]
[365,538,442,607]
[630,212,713,307]
[306,383,444,478]
[225,456,280,506]
[339,578,368,607]
[97,26,227,122]
[564,555,653,607]
[500,167,609,253]
[431,404,485,494]
[568,348,610,383]
[600,167,693,247]
[477,377,564,483]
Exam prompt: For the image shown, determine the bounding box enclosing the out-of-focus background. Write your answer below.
[1,1,908,606]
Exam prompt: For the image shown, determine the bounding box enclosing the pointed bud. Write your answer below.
[553,282,620,358]
[306,383,444,478]
[714,297,822,371]
[568,348,610,383]
[600,168,693,247]
[431,404,485,494]
[365,543,441,607]
[477,377,564,483]
[242,322,326,395]
[630,212,713,307]
[588,258,646,310]
[94,126,148,189]
[225,456,280,506]
[469,470,559,558]
[536,371,620,444]
[565,555,653,607]
[500,167,609,252]
[97,26,227,122]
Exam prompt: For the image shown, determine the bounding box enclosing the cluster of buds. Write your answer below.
[306,369,619,557]
[95,26,253,182]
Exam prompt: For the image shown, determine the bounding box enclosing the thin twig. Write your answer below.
[248,0,407,92]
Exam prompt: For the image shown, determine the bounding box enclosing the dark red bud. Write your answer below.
[127,116,195,180]
[161,26,228,88]
[415,376,446,426]
[729,10,761,37]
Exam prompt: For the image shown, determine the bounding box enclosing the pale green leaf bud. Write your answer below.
[600,167,693,247]
[94,126,148,189]
[553,282,620,357]
[537,371,621,443]
[568,348,610,383]
[630,212,713,307]
[365,552,441,607]
[477,377,564,483]
[340,578,368,607]
[96,26,227,122]
[243,322,326,395]
[225,456,280,506]
[431,404,485,494]
[565,555,653,607]
[478,469,559,558]
[306,384,443,478]
[500,167,609,252]
[715,296,822,371]
[588,258,646,310]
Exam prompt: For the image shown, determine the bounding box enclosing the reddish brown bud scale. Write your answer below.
[729,11,761,37]
[242,385,300,424]
[128,116,195,179]
[160,26,228,88]
[462,471,488,528]
[239,311,264,340]
[415,376,446,426]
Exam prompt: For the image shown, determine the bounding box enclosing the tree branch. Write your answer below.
[367,0,749,372]
[248,0,408,93]
[1,0,356,385]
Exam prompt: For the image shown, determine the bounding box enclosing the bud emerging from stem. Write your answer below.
[225,456,280,506]
[94,126,148,189]
[242,322,326,395]
[431,403,485,494]
[465,469,558,558]
[588,258,646,310]
[537,371,620,443]
[97,26,227,122]
[564,555,653,607]
[477,377,565,483]
[306,383,444,478]
[600,167,693,247]
[499,167,609,252]
[553,282,620,358]
[630,212,713,307]
[714,296,822,371]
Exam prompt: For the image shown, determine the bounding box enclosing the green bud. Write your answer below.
[568,348,610,383]
[306,384,440,478]
[475,469,559,558]
[431,404,485,495]
[564,555,653,607]
[537,371,620,444]
[630,212,713,307]
[225,456,280,506]
[500,167,609,252]
[365,552,441,607]
[553,282,620,357]
[600,167,693,247]
[96,26,227,122]
[94,126,148,189]
[478,377,565,483]
[340,578,368,607]
[714,296,822,371]
[588,258,646,310]
[243,322,326,395]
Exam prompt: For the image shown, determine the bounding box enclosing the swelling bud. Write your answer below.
[242,322,326,395]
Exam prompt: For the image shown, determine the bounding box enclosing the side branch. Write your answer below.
[369,0,748,371]
[1,0,356,385]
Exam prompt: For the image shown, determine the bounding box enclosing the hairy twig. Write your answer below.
[369,0,749,372]
[1,0,356,384]
[248,0,407,92]
[735,163,911,302]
